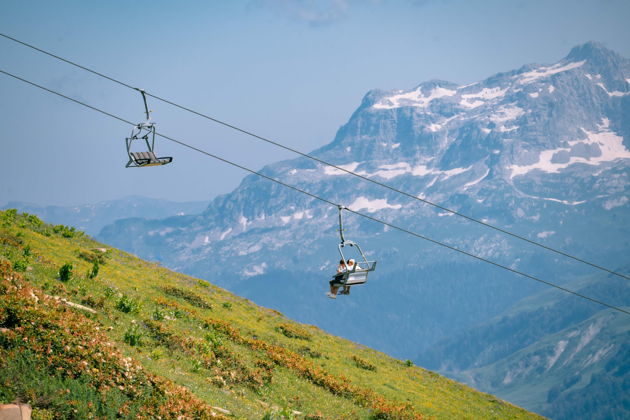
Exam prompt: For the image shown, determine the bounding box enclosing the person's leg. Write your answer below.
[328,279,339,297]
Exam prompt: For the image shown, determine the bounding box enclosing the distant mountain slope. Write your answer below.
[1,196,208,235]
[416,271,630,419]
[483,308,630,420]
[0,209,542,419]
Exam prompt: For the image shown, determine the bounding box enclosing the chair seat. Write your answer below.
[129,151,172,167]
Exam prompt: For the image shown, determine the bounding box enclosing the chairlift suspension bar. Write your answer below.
[137,89,150,121]
[338,205,346,244]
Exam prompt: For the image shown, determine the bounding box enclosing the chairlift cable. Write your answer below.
[2,68,628,317]
[2,32,627,282]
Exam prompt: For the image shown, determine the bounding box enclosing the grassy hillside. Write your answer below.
[0,209,542,419]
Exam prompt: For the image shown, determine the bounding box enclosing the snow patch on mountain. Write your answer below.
[426,115,459,132]
[595,82,629,97]
[541,197,587,206]
[373,86,457,109]
[239,216,248,230]
[323,160,473,181]
[411,165,471,178]
[509,119,630,178]
[243,262,267,277]
[372,163,413,179]
[582,343,615,368]
[238,243,262,257]
[460,87,508,108]
[148,227,174,237]
[489,105,525,124]
[603,196,628,210]
[219,228,232,241]
[536,231,555,239]
[518,60,586,84]
[546,340,569,370]
[564,320,604,365]
[348,196,401,213]
[463,168,490,189]
[324,162,362,175]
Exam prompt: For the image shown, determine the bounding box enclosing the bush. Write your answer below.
[25,213,43,228]
[1,209,17,226]
[124,324,143,346]
[76,249,107,265]
[298,346,322,359]
[81,294,105,309]
[86,261,99,279]
[191,359,203,373]
[204,331,224,349]
[58,263,73,282]
[116,294,141,314]
[103,286,117,298]
[53,225,77,238]
[161,286,212,310]
[12,260,28,272]
[405,359,414,367]
[276,323,312,341]
[152,306,165,321]
[351,355,377,372]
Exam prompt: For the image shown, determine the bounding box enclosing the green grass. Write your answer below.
[0,210,544,419]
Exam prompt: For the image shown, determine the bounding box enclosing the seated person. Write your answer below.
[326,259,347,299]
[340,259,357,295]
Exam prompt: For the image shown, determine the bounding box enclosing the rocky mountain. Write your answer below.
[416,267,630,419]
[1,196,208,235]
[96,42,630,418]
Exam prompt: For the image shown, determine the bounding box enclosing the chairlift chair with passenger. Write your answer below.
[333,206,377,286]
[125,89,173,168]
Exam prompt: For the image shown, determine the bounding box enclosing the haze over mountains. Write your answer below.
[12,42,630,418]
[1,196,208,236]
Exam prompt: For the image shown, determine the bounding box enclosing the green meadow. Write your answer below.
[0,209,543,419]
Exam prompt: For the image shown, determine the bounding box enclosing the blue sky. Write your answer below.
[1,0,629,205]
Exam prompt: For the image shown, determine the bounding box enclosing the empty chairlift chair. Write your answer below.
[125,89,173,168]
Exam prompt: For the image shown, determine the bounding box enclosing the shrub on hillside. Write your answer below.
[161,286,212,310]
[53,224,77,238]
[124,324,143,346]
[276,323,312,341]
[86,261,99,279]
[116,294,141,314]
[298,346,322,359]
[77,249,107,265]
[58,263,73,282]
[11,259,28,272]
[351,355,377,372]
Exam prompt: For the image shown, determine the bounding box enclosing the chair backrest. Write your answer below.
[130,151,158,162]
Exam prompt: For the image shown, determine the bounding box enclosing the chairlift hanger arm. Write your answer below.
[338,205,346,244]
[135,88,150,121]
